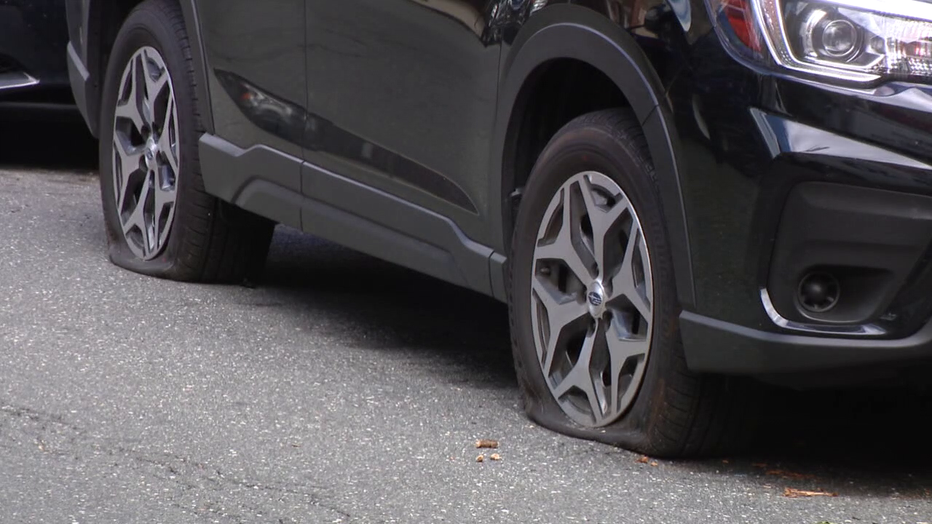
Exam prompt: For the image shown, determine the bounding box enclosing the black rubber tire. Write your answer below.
[98,0,273,283]
[509,108,755,458]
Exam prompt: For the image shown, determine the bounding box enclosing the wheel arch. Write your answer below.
[76,0,213,137]
[492,4,696,309]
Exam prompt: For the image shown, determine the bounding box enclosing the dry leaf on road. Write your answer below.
[783,487,837,498]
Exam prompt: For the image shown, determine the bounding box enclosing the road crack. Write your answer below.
[0,399,354,522]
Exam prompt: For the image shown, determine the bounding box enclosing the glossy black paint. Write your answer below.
[66,0,932,376]
[302,0,500,240]
[214,68,479,213]
[198,1,306,165]
[0,0,71,103]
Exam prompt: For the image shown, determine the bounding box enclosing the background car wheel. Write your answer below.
[98,0,273,283]
[509,108,754,458]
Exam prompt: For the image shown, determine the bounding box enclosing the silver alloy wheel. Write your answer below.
[530,171,654,427]
[112,46,180,260]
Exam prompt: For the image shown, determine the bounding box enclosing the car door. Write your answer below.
[302,0,500,243]
[198,0,307,225]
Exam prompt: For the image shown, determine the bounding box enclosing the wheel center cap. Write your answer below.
[144,137,159,171]
[587,281,606,318]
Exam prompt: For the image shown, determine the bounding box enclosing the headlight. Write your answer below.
[710,0,932,84]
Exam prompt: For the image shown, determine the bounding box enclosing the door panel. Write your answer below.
[198,0,307,192]
[304,0,500,242]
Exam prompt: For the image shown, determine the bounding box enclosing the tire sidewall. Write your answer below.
[99,3,199,278]
[510,119,683,451]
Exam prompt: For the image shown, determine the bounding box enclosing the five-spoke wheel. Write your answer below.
[112,46,180,260]
[531,171,653,427]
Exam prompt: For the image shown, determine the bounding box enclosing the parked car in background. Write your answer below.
[0,0,75,117]
[66,0,932,457]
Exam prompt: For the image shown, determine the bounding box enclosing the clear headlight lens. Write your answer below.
[710,0,932,83]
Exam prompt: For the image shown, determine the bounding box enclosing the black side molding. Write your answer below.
[199,134,500,298]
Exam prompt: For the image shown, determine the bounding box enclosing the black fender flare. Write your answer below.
[78,0,214,136]
[490,4,696,308]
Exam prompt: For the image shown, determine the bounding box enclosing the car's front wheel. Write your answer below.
[509,109,753,457]
[99,0,273,282]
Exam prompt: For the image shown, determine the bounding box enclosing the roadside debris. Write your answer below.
[635,455,658,466]
[474,440,502,462]
[783,488,837,498]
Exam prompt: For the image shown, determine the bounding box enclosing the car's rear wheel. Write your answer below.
[509,108,753,457]
[99,0,273,282]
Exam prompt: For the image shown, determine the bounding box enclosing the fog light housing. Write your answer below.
[798,272,840,313]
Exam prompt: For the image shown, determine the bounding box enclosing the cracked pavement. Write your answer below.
[0,123,931,523]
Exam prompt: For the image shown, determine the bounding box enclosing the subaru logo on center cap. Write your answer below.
[587,291,603,307]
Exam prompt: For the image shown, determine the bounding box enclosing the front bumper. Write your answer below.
[668,32,932,378]
[681,311,932,375]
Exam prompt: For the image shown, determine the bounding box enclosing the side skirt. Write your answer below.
[200,133,502,298]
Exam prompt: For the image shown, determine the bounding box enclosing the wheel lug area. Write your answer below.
[586,280,607,319]
[143,135,161,172]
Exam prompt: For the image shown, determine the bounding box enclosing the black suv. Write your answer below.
[66,0,932,457]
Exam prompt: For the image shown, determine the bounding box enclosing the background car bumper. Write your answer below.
[0,0,70,99]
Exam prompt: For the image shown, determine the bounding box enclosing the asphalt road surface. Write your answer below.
[1,121,931,523]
